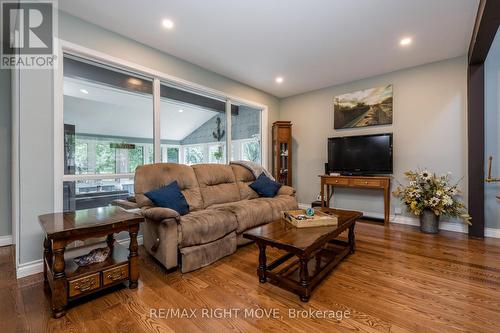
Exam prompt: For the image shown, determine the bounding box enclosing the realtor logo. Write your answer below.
[1,1,57,68]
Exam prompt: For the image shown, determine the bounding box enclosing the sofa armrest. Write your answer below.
[141,207,181,222]
[278,185,296,196]
[112,199,139,210]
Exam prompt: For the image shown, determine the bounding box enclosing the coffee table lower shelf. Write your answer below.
[262,240,352,302]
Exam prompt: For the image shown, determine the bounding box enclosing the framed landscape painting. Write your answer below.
[333,84,393,129]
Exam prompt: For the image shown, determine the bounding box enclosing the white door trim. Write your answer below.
[11,66,20,269]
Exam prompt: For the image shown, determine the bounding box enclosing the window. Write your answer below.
[160,82,227,165]
[208,143,226,164]
[63,55,153,211]
[95,143,115,174]
[161,145,180,163]
[242,139,261,162]
[184,145,204,165]
[126,146,144,173]
[231,105,262,163]
[60,53,266,212]
[63,177,134,212]
[75,142,88,174]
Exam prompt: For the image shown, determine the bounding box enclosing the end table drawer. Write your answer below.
[103,264,129,285]
[69,273,100,297]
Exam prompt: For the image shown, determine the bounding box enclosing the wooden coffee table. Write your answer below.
[38,206,144,318]
[243,208,362,302]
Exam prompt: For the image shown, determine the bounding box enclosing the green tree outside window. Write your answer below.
[128,146,144,172]
[75,142,88,174]
[95,143,115,174]
[243,141,260,162]
[167,147,179,163]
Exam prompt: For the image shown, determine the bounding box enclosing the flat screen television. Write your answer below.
[328,133,393,175]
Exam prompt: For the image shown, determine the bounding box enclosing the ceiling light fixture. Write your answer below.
[80,89,89,94]
[178,109,184,113]
[275,77,284,84]
[127,78,143,86]
[400,37,412,46]
[162,19,174,29]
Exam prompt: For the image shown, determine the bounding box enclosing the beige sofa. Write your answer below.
[133,163,298,273]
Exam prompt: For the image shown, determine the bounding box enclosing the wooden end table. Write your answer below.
[38,206,144,318]
[243,208,362,302]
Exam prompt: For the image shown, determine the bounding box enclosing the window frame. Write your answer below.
[54,40,269,212]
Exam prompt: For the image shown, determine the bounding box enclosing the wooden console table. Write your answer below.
[320,175,391,224]
[38,206,144,318]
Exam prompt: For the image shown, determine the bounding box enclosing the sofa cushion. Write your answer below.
[230,164,259,200]
[178,209,238,247]
[250,174,282,197]
[192,164,241,207]
[208,200,274,234]
[144,181,189,215]
[253,195,299,220]
[134,163,203,211]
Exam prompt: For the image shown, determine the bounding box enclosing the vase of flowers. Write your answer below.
[393,170,471,234]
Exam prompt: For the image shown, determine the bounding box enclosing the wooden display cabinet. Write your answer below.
[272,121,292,186]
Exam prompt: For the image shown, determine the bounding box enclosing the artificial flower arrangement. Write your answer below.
[393,170,471,224]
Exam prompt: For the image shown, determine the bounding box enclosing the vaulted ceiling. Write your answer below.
[60,0,479,98]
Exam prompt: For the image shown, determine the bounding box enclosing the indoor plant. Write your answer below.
[393,170,471,233]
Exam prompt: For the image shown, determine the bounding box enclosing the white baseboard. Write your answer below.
[390,214,469,233]
[17,259,44,279]
[16,235,143,279]
[297,203,498,237]
[0,235,13,247]
[485,228,500,239]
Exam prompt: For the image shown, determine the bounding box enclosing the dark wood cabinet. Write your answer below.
[272,121,292,186]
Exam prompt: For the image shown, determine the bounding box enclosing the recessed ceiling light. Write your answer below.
[127,78,142,86]
[80,89,89,94]
[400,37,412,46]
[162,19,174,29]
[178,109,184,113]
[275,77,284,84]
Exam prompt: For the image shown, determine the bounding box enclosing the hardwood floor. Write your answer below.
[3,221,500,333]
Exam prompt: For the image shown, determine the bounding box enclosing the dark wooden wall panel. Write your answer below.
[467,63,485,238]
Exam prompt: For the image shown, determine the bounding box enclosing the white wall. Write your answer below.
[15,11,280,267]
[280,57,469,223]
[0,69,11,238]
[485,28,500,229]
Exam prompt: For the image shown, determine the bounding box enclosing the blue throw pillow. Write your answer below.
[249,173,282,198]
[144,181,189,215]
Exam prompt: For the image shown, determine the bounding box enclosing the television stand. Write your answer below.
[319,175,391,224]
